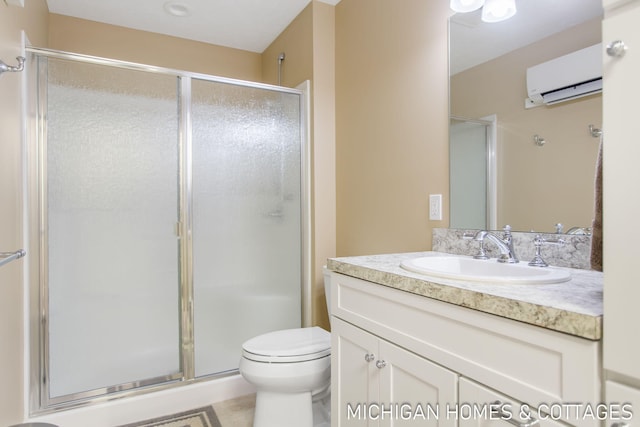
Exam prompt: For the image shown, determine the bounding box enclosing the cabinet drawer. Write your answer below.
[330,272,600,426]
[459,378,568,427]
[605,381,638,427]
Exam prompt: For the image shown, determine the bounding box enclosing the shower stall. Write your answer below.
[26,48,310,413]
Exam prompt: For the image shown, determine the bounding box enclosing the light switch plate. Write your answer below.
[5,0,25,7]
[429,194,442,221]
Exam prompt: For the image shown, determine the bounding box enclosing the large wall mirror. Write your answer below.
[449,0,603,233]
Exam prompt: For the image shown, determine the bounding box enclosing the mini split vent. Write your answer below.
[526,43,602,108]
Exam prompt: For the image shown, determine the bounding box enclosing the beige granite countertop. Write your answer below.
[327,251,603,340]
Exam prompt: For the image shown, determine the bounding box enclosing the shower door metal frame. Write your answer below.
[26,47,312,414]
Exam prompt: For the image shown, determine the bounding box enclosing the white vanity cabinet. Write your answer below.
[332,317,458,426]
[328,271,601,427]
[602,0,640,422]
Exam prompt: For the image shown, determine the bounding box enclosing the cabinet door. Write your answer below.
[379,340,457,427]
[332,317,458,427]
[603,0,640,383]
[332,318,380,426]
[459,378,567,427]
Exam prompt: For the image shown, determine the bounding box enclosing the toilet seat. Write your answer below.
[242,326,331,363]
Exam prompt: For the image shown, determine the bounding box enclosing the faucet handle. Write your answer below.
[461,231,489,259]
[528,235,565,267]
[473,239,490,260]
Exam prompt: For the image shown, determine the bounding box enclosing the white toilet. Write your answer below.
[238,269,333,427]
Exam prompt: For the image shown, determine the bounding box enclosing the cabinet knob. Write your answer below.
[607,40,628,58]
[376,359,387,369]
[364,353,375,362]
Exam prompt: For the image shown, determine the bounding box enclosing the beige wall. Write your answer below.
[335,0,450,256]
[451,20,602,232]
[310,2,335,329]
[0,1,49,424]
[48,14,262,81]
[262,3,313,86]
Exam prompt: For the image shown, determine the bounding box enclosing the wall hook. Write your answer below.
[0,56,25,76]
[589,124,603,138]
[533,134,546,146]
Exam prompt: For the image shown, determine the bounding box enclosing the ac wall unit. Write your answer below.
[525,43,602,108]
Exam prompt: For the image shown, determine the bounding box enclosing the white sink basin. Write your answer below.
[400,256,571,284]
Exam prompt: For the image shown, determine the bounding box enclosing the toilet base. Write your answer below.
[312,388,331,427]
[254,390,312,427]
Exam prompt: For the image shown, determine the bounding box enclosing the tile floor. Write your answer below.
[212,393,255,427]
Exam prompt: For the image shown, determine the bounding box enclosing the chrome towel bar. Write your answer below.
[0,249,26,268]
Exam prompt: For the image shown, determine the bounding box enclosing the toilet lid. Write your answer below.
[242,326,331,363]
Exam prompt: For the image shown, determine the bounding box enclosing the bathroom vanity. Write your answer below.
[327,252,603,427]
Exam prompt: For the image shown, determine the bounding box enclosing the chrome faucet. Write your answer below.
[473,225,519,263]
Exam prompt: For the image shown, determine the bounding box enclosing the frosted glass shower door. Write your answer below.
[43,57,182,400]
[191,79,303,376]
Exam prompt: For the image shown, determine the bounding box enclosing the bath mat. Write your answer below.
[116,406,222,427]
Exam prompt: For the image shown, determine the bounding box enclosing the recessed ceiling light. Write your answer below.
[164,1,191,17]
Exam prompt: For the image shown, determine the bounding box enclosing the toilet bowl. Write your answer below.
[240,327,330,427]
[238,269,333,427]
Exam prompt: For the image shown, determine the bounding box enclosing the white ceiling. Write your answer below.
[450,0,603,75]
[46,0,341,53]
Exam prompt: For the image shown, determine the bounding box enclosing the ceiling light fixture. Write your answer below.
[449,0,517,23]
[481,0,517,22]
[164,1,191,17]
[449,0,485,13]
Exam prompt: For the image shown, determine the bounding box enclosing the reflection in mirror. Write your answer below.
[449,115,496,230]
[449,0,603,233]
